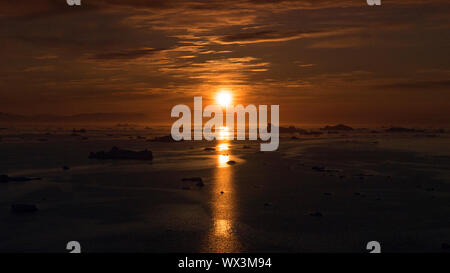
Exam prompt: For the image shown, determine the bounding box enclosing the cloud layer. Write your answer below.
[1,0,450,124]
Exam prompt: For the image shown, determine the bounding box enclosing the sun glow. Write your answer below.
[218,126,231,140]
[218,154,230,166]
[218,143,229,151]
[216,90,232,107]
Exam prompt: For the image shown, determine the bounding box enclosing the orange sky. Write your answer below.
[1,0,450,125]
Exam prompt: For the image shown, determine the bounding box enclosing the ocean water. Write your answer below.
[0,126,449,252]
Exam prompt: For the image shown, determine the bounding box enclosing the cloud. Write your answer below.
[89,48,165,60]
[309,36,366,49]
[1,0,450,120]
[376,80,450,90]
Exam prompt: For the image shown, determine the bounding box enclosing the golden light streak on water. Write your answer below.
[218,143,229,151]
[203,125,241,252]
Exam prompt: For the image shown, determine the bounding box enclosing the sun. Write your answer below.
[216,90,232,107]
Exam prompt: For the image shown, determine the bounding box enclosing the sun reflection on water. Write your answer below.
[218,143,229,151]
[218,126,231,141]
[203,125,241,252]
[214,219,232,237]
[218,154,230,167]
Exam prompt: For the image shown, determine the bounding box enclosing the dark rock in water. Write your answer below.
[320,124,353,131]
[305,131,323,136]
[182,177,202,182]
[279,126,302,134]
[204,147,215,151]
[312,166,325,172]
[357,173,373,177]
[0,175,41,183]
[62,166,70,171]
[89,146,153,161]
[385,127,424,133]
[279,126,324,135]
[116,123,130,127]
[14,176,41,182]
[148,135,179,142]
[11,204,38,213]
[227,160,236,165]
[279,125,314,135]
[309,212,323,217]
[182,177,204,187]
[0,175,9,183]
[311,166,341,173]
